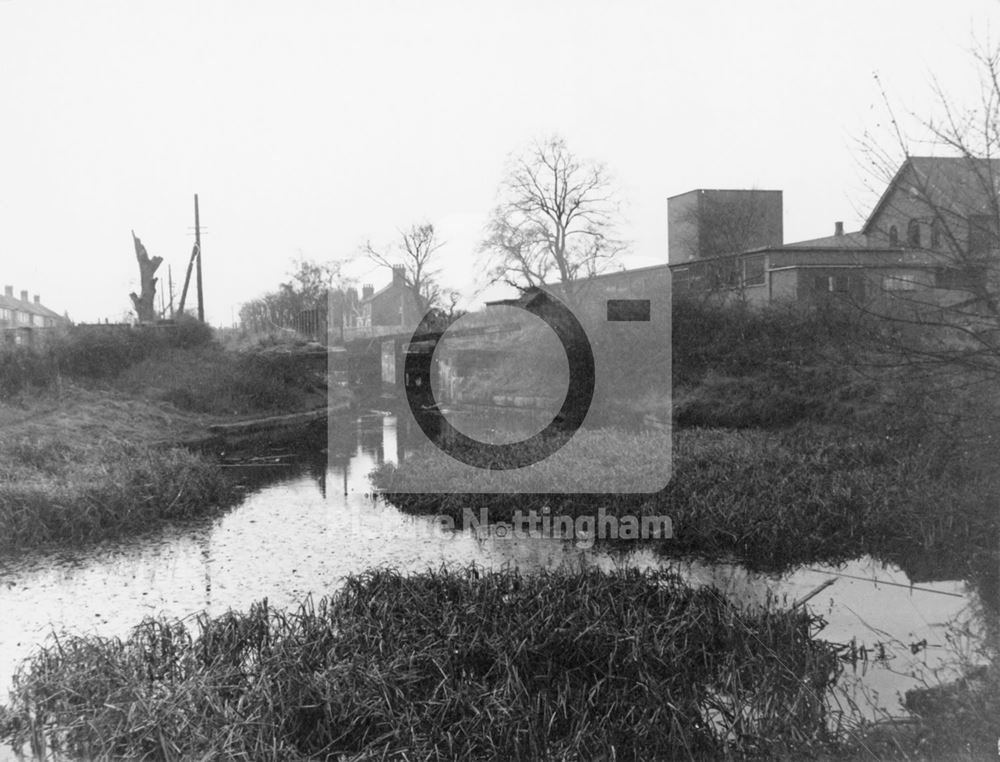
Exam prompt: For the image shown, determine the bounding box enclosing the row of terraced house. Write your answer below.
[0,286,68,347]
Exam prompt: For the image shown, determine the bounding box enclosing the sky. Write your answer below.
[0,0,996,325]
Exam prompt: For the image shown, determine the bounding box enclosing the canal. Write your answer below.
[0,412,986,758]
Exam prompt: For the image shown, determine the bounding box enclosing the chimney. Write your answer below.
[391,265,406,287]
[20,290,28,302]
[33,294,40,305]
[834,221,844,237]
[4,286,11,298]
[362,284,374,299]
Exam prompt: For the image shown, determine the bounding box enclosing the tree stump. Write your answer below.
[129,231,163,323]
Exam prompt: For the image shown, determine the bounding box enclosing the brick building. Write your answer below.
[340,265,422,341]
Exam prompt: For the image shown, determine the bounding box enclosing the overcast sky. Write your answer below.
[0,0,995,325]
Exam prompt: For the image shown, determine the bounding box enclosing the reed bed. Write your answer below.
[2,566,842,761]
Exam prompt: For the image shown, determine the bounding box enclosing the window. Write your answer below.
[16,311,28,325]
[907,219,921,247]
[968,215,999,255]
[930,220,942,249]
[812,274,865,299]
[0,308,10,322]
[742,255,765,286]
[888,225,899,246]
[708,260,740,289]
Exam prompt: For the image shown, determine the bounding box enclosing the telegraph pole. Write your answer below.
[168,265,175,318]
[194,194,204,322]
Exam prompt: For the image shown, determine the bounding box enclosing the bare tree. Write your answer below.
[239,256,348,334]
[856,41,1000,382]
[481,136,625,290]
[363,223,445,314]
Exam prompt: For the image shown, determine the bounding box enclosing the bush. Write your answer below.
[672,298,869,386]
[49,326,149,379]
[670,299,884,428]
[0,321,216,399]
[152,350,317,415]
[50,321,215,380]
[165,315,213,349]
[0,346,56,398]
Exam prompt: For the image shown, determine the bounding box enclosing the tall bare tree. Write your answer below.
[481,136,625,290]
[857,41,1000,381]
[363,223,445,314]
[239,256,347,333]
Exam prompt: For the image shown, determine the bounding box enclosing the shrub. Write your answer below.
[0,347,56,398]
[164,315,213,349]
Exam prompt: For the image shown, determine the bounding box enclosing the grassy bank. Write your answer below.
[0,326,344,550]
[0,434,234,550]
[372,423,999,576]
[0,566,843,761]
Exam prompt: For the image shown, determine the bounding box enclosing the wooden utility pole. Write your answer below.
[194,194,204,322]
[168,265,175,318]
[177,243,198,315]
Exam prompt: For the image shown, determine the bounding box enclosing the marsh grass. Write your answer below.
[2,566,843,761]
[0,436,233,549]
[373,424,999,576]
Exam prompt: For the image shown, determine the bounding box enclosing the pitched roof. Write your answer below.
[862,156,1000,234]
[360,279,407,304]
[0,292,65,320]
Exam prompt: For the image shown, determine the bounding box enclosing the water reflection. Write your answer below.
[0,413,987,737]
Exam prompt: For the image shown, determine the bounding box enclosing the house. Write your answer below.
[0,286,68,347]
[668,157,1000,308]
[861,156,1000,303]
[341,266,422,342]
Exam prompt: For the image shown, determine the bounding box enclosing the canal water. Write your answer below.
[0,413,986,755]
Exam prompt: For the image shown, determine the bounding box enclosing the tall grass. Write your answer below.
[0,318,215,395]
[373,423,1000,577]
[1,566,843,761]
[0,437,234,549]
[117,346,325,415]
